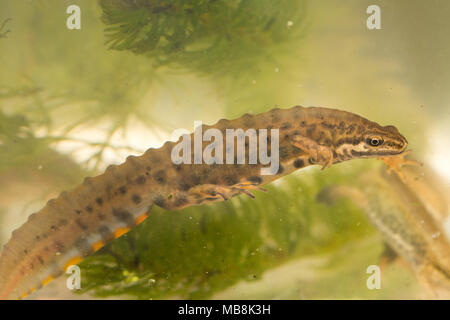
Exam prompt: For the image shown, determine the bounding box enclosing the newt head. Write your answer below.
[334,121,408,161]
[362,124,408,157]
[302,107,408,161]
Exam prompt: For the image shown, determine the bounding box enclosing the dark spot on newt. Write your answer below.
[119,186,127,194]
[76,219,89,231]
[98,225,112,240]
[291,145,302,155]
[136,175,146,184]
[336,137,361,146]
[293,158,305,168]
[321,122,336,130]
[85,205,93,213]
[154,195,167,209]
[96,197,103,205]
[248,176,262,184]
[112,208,134,225]
[154,170,166,184]
[279,147,289,159]
[132,194,142,204]
[178,181,191,191]
[224,175,238,186]
[346,124,356,135]
[174,196,188,207]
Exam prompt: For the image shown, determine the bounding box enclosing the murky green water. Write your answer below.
[0,0,448,299]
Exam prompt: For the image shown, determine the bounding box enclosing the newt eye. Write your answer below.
[366,136,383,147]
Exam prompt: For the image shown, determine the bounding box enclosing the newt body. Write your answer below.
[0,106,408,299]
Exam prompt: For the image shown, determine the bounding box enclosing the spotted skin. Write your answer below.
[0,106,408,299]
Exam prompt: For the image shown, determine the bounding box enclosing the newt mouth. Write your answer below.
[399,135,408,153]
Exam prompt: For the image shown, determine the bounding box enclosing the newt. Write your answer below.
[0,106,408,299]
[317,163,450,298]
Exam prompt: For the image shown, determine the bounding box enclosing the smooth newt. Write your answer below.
[318,163,450,298]
[0,106,408,299]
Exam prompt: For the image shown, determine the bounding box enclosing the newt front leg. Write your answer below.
[292,135,334,170]
[379,150,421,180]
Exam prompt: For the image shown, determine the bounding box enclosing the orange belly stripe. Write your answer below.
[113,227,131,239]
[135,213,148,225]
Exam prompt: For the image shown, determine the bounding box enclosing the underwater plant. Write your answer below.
[99,0,306,76]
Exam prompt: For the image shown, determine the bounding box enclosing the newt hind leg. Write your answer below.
[188,182,266,202]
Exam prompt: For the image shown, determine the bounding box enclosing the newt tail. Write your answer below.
[0,106,408,299]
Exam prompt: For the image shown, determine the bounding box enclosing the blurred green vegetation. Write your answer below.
[100,0,305,76]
